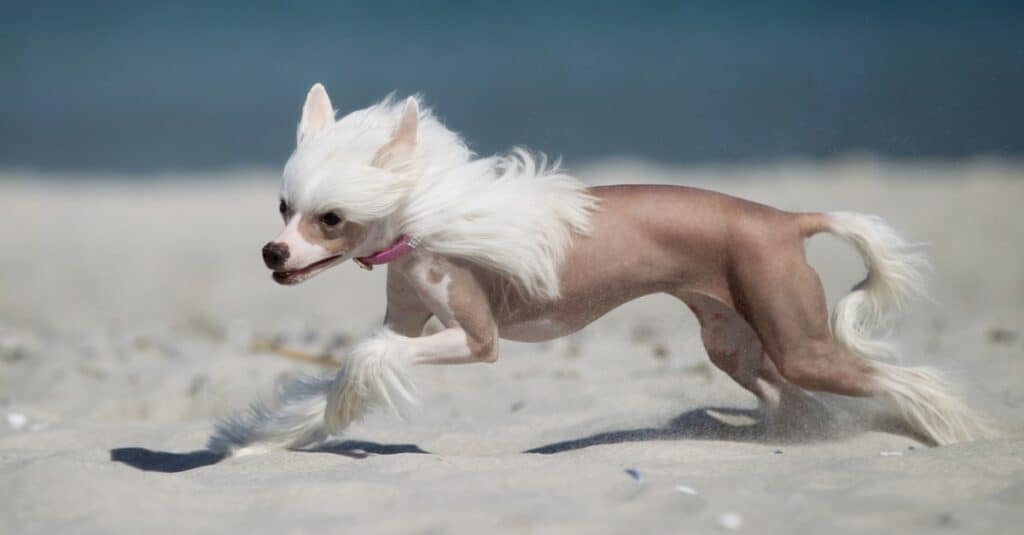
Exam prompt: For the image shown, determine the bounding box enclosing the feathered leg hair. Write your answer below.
[207,329,417,456]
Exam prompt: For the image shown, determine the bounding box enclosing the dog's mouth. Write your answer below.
[272,255,344,285]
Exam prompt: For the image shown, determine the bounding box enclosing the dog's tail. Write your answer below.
[207,330,416,457]
[804,211,996,445]
[811,212,929,358]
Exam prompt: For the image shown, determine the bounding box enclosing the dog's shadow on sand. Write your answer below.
[110,448,227,473]
[305,439,429,458]
[110,440,429,473]
[524,406,772,454]
[111,405,839,472]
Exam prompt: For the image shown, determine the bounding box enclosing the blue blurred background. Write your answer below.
[3,1,1022,172]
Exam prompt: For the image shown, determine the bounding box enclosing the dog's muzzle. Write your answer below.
[262,242,290,269]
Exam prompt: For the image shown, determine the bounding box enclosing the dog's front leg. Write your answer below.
[324,256,498,432]
[382,259,499,364]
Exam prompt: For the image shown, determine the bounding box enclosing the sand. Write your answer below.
[1,158,1022,534]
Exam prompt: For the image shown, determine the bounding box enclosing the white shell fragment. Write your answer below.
[717,512,743,530]
[880,451,905,456]
[674,484,699,495]
[6,413,28,430]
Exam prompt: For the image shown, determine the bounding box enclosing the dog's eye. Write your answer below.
[278,199,287,215]
[320,212,342,227]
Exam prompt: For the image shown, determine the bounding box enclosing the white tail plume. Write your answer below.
[871,362,997,445]
[824,212,996,444]
[826,211,929,359]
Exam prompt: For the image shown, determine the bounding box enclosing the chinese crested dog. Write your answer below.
[208,83,993,455]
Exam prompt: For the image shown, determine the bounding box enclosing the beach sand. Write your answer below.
[1,158,1022,534]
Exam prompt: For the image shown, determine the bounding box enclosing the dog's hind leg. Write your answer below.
[679,292,772,404]
[731,220,991,444]
[733,253,879,398]
[677,291,822,431]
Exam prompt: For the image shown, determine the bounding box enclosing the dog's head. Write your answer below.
[262,84,428,285]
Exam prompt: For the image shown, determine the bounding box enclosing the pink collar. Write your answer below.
[353,235,419,270]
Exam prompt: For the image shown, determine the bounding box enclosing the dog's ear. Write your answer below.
[296,83,334,146]
[372,97,419,170]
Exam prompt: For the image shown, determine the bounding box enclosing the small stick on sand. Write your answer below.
[250,339,340,368]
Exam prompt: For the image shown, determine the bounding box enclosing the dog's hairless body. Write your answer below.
[384,185,869,410]
[210,84,990,455]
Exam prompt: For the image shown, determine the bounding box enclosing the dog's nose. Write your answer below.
[262,242,290,269]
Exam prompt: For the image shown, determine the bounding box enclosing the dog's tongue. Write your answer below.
[357,235,416,266]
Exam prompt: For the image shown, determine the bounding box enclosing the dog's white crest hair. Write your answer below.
[282,94,471,222]
[400,149,596,300]
[282,94,597,301]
